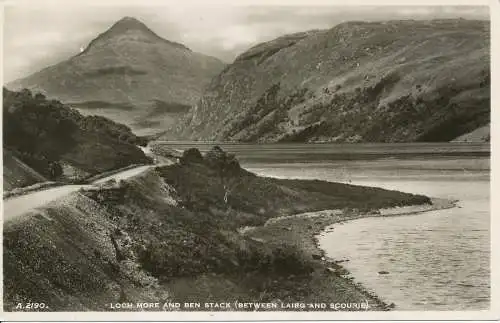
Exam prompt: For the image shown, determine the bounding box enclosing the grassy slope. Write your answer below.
[3,192,169,311]
[158,158,429,227]
[3,150,48,191]
[175,19,489,143]
[4,148,430,311]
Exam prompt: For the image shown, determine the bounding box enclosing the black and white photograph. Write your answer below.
[0,0,495,320]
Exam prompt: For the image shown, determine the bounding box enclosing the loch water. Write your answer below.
[158,142,490,310]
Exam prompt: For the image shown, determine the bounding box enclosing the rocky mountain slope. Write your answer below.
[3,88,151,188]
[172,19,490,143]
[7,17,225,135]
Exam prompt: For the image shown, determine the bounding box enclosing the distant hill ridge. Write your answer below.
[7,16,225,135]
[171,19,490,143]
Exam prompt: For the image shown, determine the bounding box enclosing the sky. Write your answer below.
[2,4,489,83]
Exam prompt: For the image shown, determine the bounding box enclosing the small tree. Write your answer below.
[48,161,63,179]
[20,88,33,99]
[205,146,241,205]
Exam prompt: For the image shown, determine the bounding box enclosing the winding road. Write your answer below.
[3,164,155,222]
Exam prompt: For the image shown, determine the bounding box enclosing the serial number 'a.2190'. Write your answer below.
[15,302,48,310]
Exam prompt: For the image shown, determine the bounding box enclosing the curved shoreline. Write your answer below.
[246,198,457,311]
[313,198,457,310]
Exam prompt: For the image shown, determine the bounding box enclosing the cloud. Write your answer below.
[2,5,489,82]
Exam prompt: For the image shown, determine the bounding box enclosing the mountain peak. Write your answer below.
[109,16,152,33]
[78,16,191,55]
[118,16,143,23]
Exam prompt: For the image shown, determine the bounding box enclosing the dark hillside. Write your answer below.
[173,19,490,143]
[3,87,151,186]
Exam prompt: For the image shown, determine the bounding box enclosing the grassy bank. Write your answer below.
[4,146,434,311]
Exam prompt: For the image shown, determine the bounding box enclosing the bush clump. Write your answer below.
[205,146,241,176]
[180,148,204,164]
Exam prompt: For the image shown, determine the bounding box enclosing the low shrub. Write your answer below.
[180,148,204,164]
[236,242,314,276]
